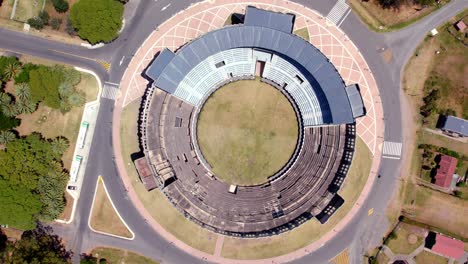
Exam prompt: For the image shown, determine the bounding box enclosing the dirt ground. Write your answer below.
[349,0,439,30]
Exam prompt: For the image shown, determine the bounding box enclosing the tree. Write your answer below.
[27,17,45,30]
[9,223,72,263]
[0,92,11,106]
[1,103,16,117]
[51,137,69,155]
[0,130,16,145]
[70,0,124,44]
[0,110,20,131]
[14,63,38,84]
[15,83,31,102]
[29,66,63,109]
[65,16,76,35]
[0,134,69,224]
[14,100,36,115]
[39,10,50,25]
[52,0,69,13]
[2,60,21,81]
[0,56,19,81]
[0,180,42,229]
[51,18,62,30]
[378,0,402,9]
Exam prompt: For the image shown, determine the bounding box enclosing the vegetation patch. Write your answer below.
[197,79,299,186]
[119,99,217,254]
[70,0,123,44]
[221,136,372,259]
[414,250,448,264]
[386,223,424,254]
[84,247,159,264]
[348,0,448,31]
[294,27,309,41]
[89,178,133,239]
[11,0,45,22]
[0,224,72,263]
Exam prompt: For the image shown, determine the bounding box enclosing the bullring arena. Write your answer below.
[136,6,365,236]
[114,0,384,261]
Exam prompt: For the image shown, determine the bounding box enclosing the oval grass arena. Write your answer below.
[196,79,299,186]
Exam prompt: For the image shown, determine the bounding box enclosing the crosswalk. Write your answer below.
[101,83,120,100]
[326,0,351,26]
[382,141,402,159]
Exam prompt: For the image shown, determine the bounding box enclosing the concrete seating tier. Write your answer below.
[140,91,356,236]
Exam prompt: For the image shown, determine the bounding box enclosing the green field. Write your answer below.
[196,79,299,186]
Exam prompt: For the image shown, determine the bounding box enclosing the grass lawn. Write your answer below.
[16,71,98,169]
[89,179,133,239]
[221,136,372,259]
[197,79,299,186]
[90,247,159,264]
[403,185,468,238]
[119,98,217,254]
[387,223,424,255]
[294,27,309,41]
[12,0,45,22]
[348,0,446,31]
[414,250,449,264]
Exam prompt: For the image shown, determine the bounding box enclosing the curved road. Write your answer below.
[1,0,466,263]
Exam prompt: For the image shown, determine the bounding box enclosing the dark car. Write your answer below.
[67,185,77,190]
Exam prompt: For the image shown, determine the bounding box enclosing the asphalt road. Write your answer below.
[0,0,466,263]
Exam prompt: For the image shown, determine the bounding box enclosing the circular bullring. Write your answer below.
[138,7,364,237]
[196,79,299,186]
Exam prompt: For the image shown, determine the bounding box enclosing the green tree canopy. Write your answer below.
[9,224,72,263]
[70,0,123,44]
[0,180,42,230]
[29,65,63,109]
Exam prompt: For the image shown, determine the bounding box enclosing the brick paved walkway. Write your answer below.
[113,0,385,263]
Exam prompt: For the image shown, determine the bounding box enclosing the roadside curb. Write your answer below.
[87,176,135,241]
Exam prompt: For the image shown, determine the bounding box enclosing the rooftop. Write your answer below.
[434,155,458,189]
[441,115,468,137]
[432,234,464,259]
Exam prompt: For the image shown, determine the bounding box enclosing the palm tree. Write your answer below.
[51,137,69,155]
[0,92,12,106]
[0,130,16,145]
[14,101,36,115]
[1,103,16,117]
[2,60,21,81]
[15,83,31,102]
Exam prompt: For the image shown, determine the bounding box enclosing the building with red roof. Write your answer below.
[434,155,458,189]
[432,234,464,259]
[455,20,466,32]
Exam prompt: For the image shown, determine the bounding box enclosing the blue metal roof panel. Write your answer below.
[244,6,294,33]
[145,48,175,81]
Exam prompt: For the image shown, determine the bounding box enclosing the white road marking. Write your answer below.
[119,56,125,66]
[101,84,120,100]
[336,8,352,27]
[382,141,402,159]
[326,0,350,25]
[161,3,171,11]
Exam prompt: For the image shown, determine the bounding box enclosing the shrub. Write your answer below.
[39,11,49,25]
[378,0,402,9]
[27,17,44,30]
[52,0,69,13]
[50,18,62,30]
[70,0,124,44]
[14,63,39,83]
[65,16,76,35]
[453,190,462,198]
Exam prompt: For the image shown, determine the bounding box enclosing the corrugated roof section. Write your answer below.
[244,6,295,33]
[345,84,365,118]
[442,115,468,136]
